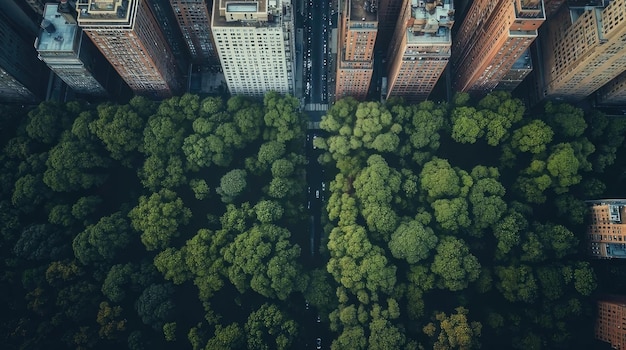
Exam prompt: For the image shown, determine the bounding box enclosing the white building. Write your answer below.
[211,0,295,97]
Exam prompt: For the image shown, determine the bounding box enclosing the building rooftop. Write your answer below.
[36,4,78,53]
[349,0,377,22]
[214,0,283,27]
[76,0,134,26]
[407,0,454,44]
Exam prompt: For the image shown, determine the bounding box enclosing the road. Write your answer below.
[305,0,331,104]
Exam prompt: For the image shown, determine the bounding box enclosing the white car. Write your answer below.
[315,190,320,199]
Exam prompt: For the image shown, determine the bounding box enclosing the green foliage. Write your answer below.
[545,102,587,138]
[254,200,284,223]
[431,236,481,291]
[420,158,461,201]
[387,219,438,264]
[163,322,176,342]
[424,307,482,350]
[73,212,131,264]
[217,169,247,202]
[25,101,72,144]
[511,120,554,154]
[153,247,191,285]
[189,178,210,200]
[135,283,175,330]
[244,303,297,350]
[205,323,245,349]
[573,262,597,296]
[90,102,145,164]
[495,265,538,303]
[128,189,192,251]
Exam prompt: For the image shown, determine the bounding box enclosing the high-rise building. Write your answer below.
[36,2,116,96]
[211,0,295,97]
[76,0,183,98]
[170,0,219,66]
[377,0,402,49]
[586,199,626,259]
[0,11,48,103]
[542,0,626,101]
[147,0,190,71]
[451,0,545,95]
[24,0,46,16]
[385,0,454,103]
[334,0,378,101]
[596,295,626,349]
[0,0,41,36]
[598,71,626,105]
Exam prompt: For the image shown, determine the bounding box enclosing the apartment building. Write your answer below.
[170,0,219,66]
[0,11,48,103]
[385,0,454,102]
[542,0,626,101]
[451,0,545,95]
[211,0,295,97]
[596,295,626,349]
[76,0,183,98]
[335,0,378,101]
[587,200,626,259]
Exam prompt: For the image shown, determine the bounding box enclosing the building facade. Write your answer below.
[451,0,545,95]
[0,11,48,103]
[598,71,626,105]
[596,295,626,349]
[76,0,183,98]
[377,0,402,49]
[170,0,219,66]
[211,0,295,97]
[542,0,626,101]
[36,3,108,96]
[587,199,626,259]
[385,0,454,103]
[335,0,378,101]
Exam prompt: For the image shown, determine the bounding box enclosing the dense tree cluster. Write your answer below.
[0,91,624,349]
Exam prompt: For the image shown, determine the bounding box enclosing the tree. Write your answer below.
[135,283,175,330]
[244,303,297,350]
[387,219,438,264]
[189,178,210,200]
[573,262,597,296]
[492,211,526,260]
[217,169,248,202]
[495,265,537,303]
[153,247,191,285]
[423,307,482,350]
[205,323,245,349]
[450,107,484,144]
[432,198,471,232]
[254,200,284,223]
[72,211,131,264]
[222,223,306,300]
[545,102,587,139]
[511,120,554,154]
[25,101,72,144]
[420,158,461,201]
[128,189,192,251]
[13,224,68,261]
[96,301,127,340]
[90,102,145,164]
[431,236,481,291]
[163,322,176,342]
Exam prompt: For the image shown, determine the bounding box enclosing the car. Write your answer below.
[315,190,320,199]
[321,182,326,191]
[316,337,322,349]
[307,201,311,209]
[316,315,321,323]
[305,300,310,310]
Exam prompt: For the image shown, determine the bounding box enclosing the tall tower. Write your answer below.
[598,71,626,105]
[385,0,454,103]
[451,0,545,95]
[596,295,626,349]
[76,0,183,98]
[0,11,48,103]
[377,0,403,49]
[36,2,123,97]
[170,0,219,66]
[542,0,626,101]
[586,200,626,259]
[211,0,295,97]
[334,0,378,101]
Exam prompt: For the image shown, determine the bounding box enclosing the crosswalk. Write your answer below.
[304,103,328,111]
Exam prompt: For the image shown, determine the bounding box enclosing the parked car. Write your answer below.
[316,337,322,349]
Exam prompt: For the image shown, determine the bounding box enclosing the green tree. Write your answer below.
[388,219,438,264]
[432,197,471,232]
[420,158,461,201]
[495,265,537,303]
[205,323,245,350]
[90,102,145,164]
[244,303,297,350]
[217,169,248,202]
[545,102,587,139]
[128,189,192,251]
[135,283,175,330]
[431,236,481,291]
[190,178,210,200]
[423,306,482,350]
[153,247,191,285]
[73,212,131,264]
[573,262,597,296]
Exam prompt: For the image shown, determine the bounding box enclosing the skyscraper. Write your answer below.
[586,199,626,259]
[334,0,378,101]
[170,0,219,66]
[598,71,626,105]
[542,0,626,101]
[0,11,48,103]
[451,0,545,95]
[36,2,119,96]
[385,0,454,103]
[211,0,295,97]
[76,0,183,98]
[377,0,403,50]
[596,295,626,349]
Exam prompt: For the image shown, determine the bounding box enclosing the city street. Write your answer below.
[304,0,331,104]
